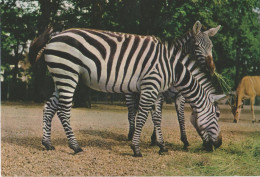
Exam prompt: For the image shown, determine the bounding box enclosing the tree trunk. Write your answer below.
[235,45,241,88]
[32,0,62,102]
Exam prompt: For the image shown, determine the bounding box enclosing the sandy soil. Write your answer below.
[1,102,260,176]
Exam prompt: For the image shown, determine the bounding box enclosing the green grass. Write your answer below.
[159,133,260,176]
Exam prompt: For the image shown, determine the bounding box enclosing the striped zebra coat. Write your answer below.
[125,21,221,149]
[29,21,223,156]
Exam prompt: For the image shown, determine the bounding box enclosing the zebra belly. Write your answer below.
[81,69,140,93]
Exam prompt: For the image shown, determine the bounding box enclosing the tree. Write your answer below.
[1,0,38,99]
[1,0,259,102]
[206,0,260,88]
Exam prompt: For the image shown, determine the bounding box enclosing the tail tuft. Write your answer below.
[29,27,53,65]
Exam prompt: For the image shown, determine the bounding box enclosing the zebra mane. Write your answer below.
[181,54,217,96]
[34,31,60,62]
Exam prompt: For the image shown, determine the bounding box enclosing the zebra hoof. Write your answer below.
[42,142,55,150]
[159,147,168,155]
[233,119,238,123]
[183,145,189,150]
[182,140,190,148]
[130,144,142,157]
[252,120,256,123]
[150,134,156,146]
[69,144,83,154]
[70,146,83,154]
[150,141,157,146]
[133,152,143,157]
[73,147,83,154]
[157,142,168,155]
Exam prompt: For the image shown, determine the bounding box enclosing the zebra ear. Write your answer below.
[204,25,221,37]
[193,21,202,35]
[210,94,227,103]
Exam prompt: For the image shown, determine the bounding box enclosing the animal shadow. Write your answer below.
[1,136,68,151]
[78,129,130,150]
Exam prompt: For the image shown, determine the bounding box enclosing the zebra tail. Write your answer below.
[29,27,53,65]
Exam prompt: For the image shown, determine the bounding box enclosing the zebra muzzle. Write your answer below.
[203,140,214,152]
[203,133,222,151]
[214,132,222,149]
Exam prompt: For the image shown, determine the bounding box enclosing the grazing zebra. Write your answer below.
[126,22,221,149]
[171,56,224,152]
[29,21,223,156]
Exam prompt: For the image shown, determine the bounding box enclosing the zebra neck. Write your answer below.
[169,31,194,60]
[173,60,212,112]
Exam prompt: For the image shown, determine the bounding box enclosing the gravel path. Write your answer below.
[2,102,260,176]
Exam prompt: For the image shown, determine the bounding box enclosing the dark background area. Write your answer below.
[1,0,260,106]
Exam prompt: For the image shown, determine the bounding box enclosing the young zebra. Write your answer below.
[29,22,223,156]
[126,22,221,149]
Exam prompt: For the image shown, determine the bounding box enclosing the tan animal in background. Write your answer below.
[232,76,260,123]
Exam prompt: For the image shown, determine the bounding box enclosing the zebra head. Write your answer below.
[190,94,225,151]
[192,21,221,75]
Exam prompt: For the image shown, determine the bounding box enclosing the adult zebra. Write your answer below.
[125,22,221,149]
[29,21,223,156]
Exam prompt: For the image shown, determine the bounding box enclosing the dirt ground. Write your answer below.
[1,101,260,176]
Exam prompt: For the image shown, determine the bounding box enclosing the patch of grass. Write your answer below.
[213,71,232,93]
[159,133,260,176]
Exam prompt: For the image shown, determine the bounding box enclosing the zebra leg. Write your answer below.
[125,93,138,140]
[150,95,161,145]
[150,127,157,146]
[151,95,168,154]
[131,90,158,157]
[42,90,59,150]
[175,94,189,149]
[56,88,83,153]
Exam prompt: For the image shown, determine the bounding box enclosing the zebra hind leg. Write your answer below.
[57,89,83,154]
[151,95,168,154]
[42,90,59,150]
[125,93,138,140]
[175,94,189,149]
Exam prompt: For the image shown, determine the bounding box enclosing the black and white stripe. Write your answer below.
[38,21,222,156]
[42,28,175,156]
[172,57,223,151]
[125,22,221,149]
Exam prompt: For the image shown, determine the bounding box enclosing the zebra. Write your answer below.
[29,21,223,157]
[125,21,221,149]
[171,57,224,152]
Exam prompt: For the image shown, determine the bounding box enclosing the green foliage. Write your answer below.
[1,0,260,100]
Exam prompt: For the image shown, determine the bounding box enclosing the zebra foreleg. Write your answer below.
[151,95,168,154]
[175,94,189,149]
[131,90,159,157]
[57,91,83,154]
[150,127,157,146]
[42,90,59,150]
[125,93,138,140]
